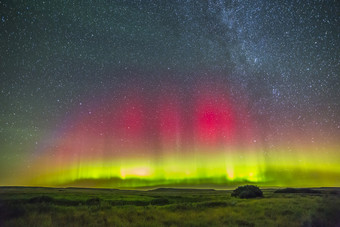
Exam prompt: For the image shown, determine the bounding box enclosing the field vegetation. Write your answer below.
[0,186,339,226]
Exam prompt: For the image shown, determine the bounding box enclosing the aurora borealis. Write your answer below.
[1,1,339,188]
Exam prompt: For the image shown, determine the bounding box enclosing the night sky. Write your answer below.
[1,1,339,188]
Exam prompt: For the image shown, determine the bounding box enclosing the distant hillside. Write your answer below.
[150,188,216,192]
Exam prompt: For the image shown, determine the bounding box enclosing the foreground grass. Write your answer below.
[0,187,339,226]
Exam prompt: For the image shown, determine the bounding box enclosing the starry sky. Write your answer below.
[1,0,339,188]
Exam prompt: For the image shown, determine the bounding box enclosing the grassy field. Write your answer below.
[0,186,339,226]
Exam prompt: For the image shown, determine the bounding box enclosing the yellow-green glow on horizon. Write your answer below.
[26,146,340,188]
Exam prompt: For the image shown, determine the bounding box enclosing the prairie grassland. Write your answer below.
[0,187,339,226]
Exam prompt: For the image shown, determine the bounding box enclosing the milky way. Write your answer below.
[0,1,339,188]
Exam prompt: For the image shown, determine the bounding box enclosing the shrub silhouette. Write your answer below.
[231,185,263,198]
[150,198,170,205]
[110,200,149,206]
[28,196,54,203]
[86,197,101,205]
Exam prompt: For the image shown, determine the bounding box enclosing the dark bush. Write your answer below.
[231,185,263,198]
[131,200,150,206]
[329,190,338,195]
[110,200,149,206]
[150,198,169,205]
[55,199,81,206]
[274,188,321,194]
[0,203,26,219]
[236,220,255,227]
[28,196,54,203]
[86,197,101,205]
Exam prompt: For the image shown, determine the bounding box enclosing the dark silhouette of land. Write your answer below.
[0,186,339,226]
